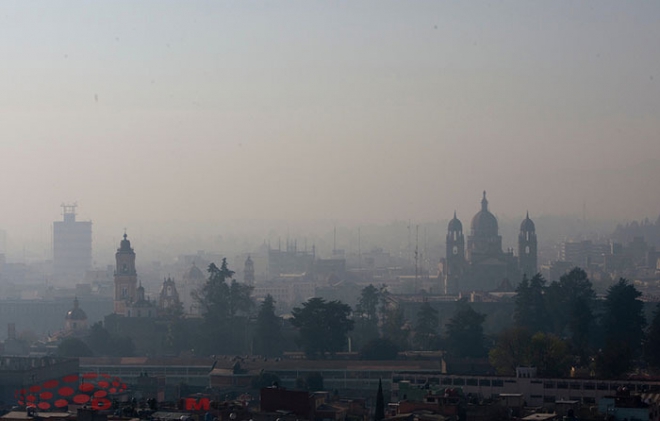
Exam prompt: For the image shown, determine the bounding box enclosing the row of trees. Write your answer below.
[57,259,660,381]
[175,260,489,360]
[288,284,489,360]
[493,267,660,378]
[56,259,489,361]
[351,283,488,359]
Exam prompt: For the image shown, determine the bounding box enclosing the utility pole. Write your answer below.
[414,225,419,293]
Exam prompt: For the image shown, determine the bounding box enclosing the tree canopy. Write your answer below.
[445,299,487,358]
[255,294,282,357]
[413,301,439,351]
[596,278,646,378]
[290,297,354,358]
[546,267,596,364]
[58,337,93,358]
[353,284,382,348]
[489,328,570,377]
[514,273,548,333]
[645,303,660,371]
[193,259,253,321]
[192,259,254,354]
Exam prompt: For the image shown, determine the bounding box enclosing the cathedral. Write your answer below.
[113,233,180,318]
[444,192,537,294]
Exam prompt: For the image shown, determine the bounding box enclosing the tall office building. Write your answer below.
[53,204,92,282]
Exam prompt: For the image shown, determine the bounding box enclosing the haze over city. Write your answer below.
[1,1,659,262]
[6,3,660,418]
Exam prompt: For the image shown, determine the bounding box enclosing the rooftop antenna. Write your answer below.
[423,225,428,279]
[414,225,419,291]
[358,227,361,270]
[333,225,337,256]
[407,219,412,265]
[61,202,78,222]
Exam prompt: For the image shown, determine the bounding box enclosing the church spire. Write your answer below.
[481,191,488,211]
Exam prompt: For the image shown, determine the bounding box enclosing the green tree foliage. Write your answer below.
[353,284,382,348]
[489,328,570,377]
[529,332,571,378]
[545,268,595,364]
[413,302,439,351]
[255,295,282,357]
[596,279,646,378]
[161,299,187,355]
[445,299,487,358]
[85,321,135,357]
[381,305,410,350]
[193,259,254,320]
[646,303,660,371]
[514,274,548,333]
[601,279,646,353]
[359,338,399,360]
[290,297,354,358]
[489,328,533,375]
[192,259,254,354]
[58,337,93,357]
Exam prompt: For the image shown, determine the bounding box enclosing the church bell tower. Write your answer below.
[114,233,138,315]
[518,212,538,278]
[244,255,255,285]
[445,211,465,295]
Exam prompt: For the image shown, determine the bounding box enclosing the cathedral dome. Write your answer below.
[471,191,498,236]
[448,212,463,232]
[520,212,535,232]
[65,297,87,321]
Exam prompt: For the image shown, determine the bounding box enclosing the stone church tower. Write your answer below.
[518,212,538,278]
[114,233,138,315]
[445,212,465,295]
[244,255,255,285]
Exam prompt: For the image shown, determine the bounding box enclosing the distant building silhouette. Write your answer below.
[444,192,537,293]
[125,281,157,318]
[53,204,92,282]
[181,262,205,315]
[158,276,181,313]
[244,255,255,285]
[64,296,88,333]
[518,212,538,278]
[268,240,314,277]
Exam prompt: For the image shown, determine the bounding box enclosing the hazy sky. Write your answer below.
[1,1,659,256]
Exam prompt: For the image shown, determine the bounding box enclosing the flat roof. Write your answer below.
[521,414,557,421]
